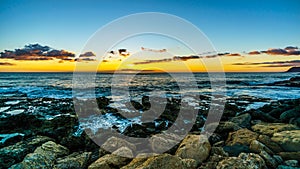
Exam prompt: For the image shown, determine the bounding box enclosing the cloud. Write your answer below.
[232,60,300,67]
[226,53,241,57]
[248,51,261,55]
[260,46,300,56]
[134,58,173,65]
[79,51,95,57]
[0,62,15,66]
[141,47,167,53]
[0,44,75,61]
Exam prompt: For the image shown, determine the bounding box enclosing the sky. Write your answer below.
[0,0,300,72]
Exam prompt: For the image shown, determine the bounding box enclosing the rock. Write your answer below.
[125,154,197,169]
[17,141,69,169]
[175,134,211,165]
[216,153,267,169]
[271,130,300,152]
[101,136,136,153]
[0,133,25,148]
[55,152,92,169]
[284,160,299,167]
[150,133,181,154]
[250,110,279,123]
[250,140,274,155]
[121,153,154,169]
[278,152,300,161]
[223,144,251,157]
[204,121,241,139]
[252,123,298,136]
[280,106,300,122]
[257,135,283,153]
[277,165,300,169]
[259,150,278,168]
[88,147,133,169]
[226,129,259,146]
[229,113,251,128]
[198,147,228,169]
[0,136,53,168]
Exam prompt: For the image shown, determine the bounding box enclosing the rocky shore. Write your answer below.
[0,95,299,169]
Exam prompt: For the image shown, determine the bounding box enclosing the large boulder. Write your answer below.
[257,134,283,153]
[216,153,267,169]
[175,134,211,165]
[0,136,53,168]
[252,123,298,136]
[280,106,300,122]
[271,130,300,152]
[229,113,251,128]
[16,141,69,169]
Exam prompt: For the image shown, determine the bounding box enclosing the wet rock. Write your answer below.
[277,165,300,169]
[226,128,259,146]
[204,121,241,139]
[216,153,267,169]
[250,110,279,123]
[223,144,251,157]
[88,147,133,169]
[229,113,251,128]
[0,133,24,148]
[278,152,300,161]
[17,141,69,169]
[121,153,155,169]
[252,123,298,136]
[280,106,300,122]
[250,140,274,155]
[198,147,228,169]
[102,136,136,153]
[0,135,53,168]
[55,152,92,169]
[175,134,211,165]
[257,134,283,153]
[284,160,299,167]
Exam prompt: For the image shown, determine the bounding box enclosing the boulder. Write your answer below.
[125,154,197,169]
[0,136,53,168]
[229,113,251,128]
[88,147,133,169]
[259,150,278,168]
[101,136,136,153]
[216,153,267,169]
[278,152,300,161]
[175,134,211,165]
[252,123,298,136]
[55,152,92,169]
[150,133,181,154]
[17,141,69,169]
[271,130,300,152]
[249,140,274,155]
[226,129,259,146]
[257,135,283,153]
[223,144,250,157]
[280,106,300,122]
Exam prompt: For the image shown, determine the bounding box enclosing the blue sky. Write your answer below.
[1,0,299,54]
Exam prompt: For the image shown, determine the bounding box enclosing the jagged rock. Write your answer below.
[0,136,53,168]
[257,135,283,153]
[271,130,300,152]
[229,113,251,128]
[55,152,92,169]
[250,140,274,155]
[226,128,259,146]
[175,134,211,165]
[17,141,69,169]
[252,123,298,136]
[216,153,267,169]
[88,147,133,169]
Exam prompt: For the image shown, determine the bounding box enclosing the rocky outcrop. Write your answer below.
[252,123,298,136]
[216,153,267,169]
[271,130,300,152]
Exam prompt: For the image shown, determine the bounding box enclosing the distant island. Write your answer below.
[286,67,300,72]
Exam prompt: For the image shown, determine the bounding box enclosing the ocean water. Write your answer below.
[1,72,300,100]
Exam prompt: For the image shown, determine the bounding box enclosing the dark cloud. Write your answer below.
[134,58,173,65]
[226,53,241,57]
[261,47,300,56]
[79,51,95,57]
[248,51,260,55]
[0,44,75,61]
[173,55,200,61]
[0,62,15,66]
[232,60,300,67]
